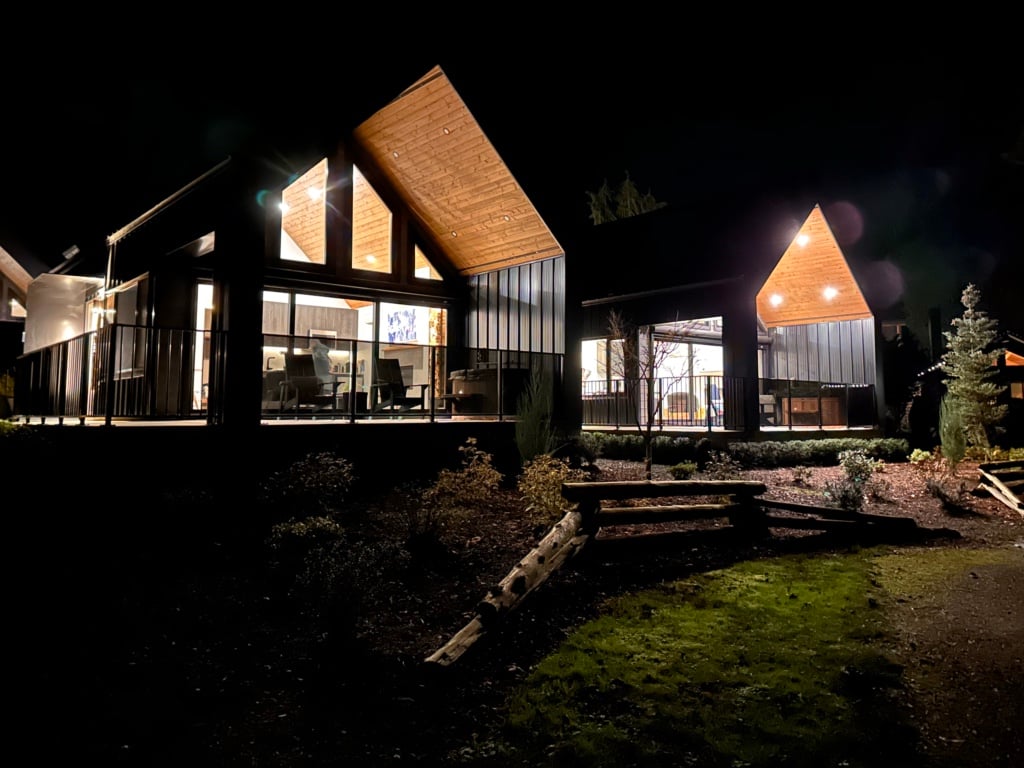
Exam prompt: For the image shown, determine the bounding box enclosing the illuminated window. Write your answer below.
[352,165,392,274]
[280,159,328,264]
[414,245,442,280]
[1011,382,1023,399]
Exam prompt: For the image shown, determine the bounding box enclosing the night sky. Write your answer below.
[3,31,1021,336]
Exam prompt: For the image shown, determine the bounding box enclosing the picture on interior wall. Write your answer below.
[386,311,417,343]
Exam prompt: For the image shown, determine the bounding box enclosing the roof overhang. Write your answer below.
[352,66,563,277]
[756,204,872,327]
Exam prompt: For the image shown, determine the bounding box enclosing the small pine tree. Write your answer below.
[938,394,966,469]
[939,283,1007,448]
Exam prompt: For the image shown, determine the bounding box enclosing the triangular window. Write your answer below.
[414,245,442,281]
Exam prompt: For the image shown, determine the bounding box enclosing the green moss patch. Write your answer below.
[494,550,921,767]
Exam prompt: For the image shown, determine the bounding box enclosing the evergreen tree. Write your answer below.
[585,180,617,225]
[939,283,1007,448]
[615,172,643,219]
[586,172,666,225]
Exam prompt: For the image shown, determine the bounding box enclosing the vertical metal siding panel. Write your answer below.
[817,322,831,382]
[786,326,798,379]
[507,266,520,351]
[476,274,487,350]
[862,319,876,386]
[467,276,480,348]
[786,327,800,381]
[498,269,510,352]
[851,320,865,382]
[542,259,554,354]
[485,273,497,350]
[519,266,531,353]
[795,325,808,381]
[841,322,854,381]
[829,322,842,383]
[772,328,786,379]
[781,327,792,380]
[806,323,819,381]
[531,263,543,352]
[553,257,565,354]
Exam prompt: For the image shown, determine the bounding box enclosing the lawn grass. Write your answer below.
[480,548,928,767]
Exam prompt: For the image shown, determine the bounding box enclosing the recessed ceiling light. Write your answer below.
[443,127,450,135]
[451,230,458,237]
[392,150,399,158]
[503,215,511,221]
[769,293,783,307]
[279,202,290,213]
[796,234,809,246]
[823,286,838,300]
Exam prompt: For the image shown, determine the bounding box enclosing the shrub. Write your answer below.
[668,461,698,480]
[791,465,813,486]
[258,450,355,520]
[702,450,743,480]
[909,448,933,465]
[517,454,586,525]
[418,437,503,532]
[727,438,909,469]
[822,449,881,512]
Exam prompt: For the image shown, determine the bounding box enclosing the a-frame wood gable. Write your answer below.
[352,66,562,277]
[756,204,872,327]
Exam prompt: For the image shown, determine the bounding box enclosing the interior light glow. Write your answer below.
[796,234,809,246]
[823,286,838,300]
[366,254,377,263]
[769,293,783,307]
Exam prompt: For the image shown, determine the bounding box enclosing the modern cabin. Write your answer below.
[12,65,886,446]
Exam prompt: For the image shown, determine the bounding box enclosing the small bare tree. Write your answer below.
[607,309,695,479]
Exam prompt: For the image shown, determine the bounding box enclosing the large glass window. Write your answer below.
[280,159,328,264]
[352,165,392,274]
[414,244,442,281]
[581,338,624,394]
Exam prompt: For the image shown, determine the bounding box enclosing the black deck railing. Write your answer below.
[13,326,563,425]
[14,331,874,430]
[581,376,877,431]
[14,324,227,425]
[582,375,742,430]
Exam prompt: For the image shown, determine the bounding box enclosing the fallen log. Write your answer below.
[977,465,1024,514]
[755,497,919,529]
[978,479,1024,514]
[425,506,592,666]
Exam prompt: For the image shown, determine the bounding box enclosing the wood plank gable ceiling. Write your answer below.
[755,204,872,327]
[352,66,563,277]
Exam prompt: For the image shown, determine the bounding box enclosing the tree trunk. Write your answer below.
[425,506,592,666]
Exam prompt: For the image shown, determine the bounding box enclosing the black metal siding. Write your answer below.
[467,257,564,354]
[768,318,875,385]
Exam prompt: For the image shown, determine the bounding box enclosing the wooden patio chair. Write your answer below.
[283,352,335,413]
[371,358,427,412]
